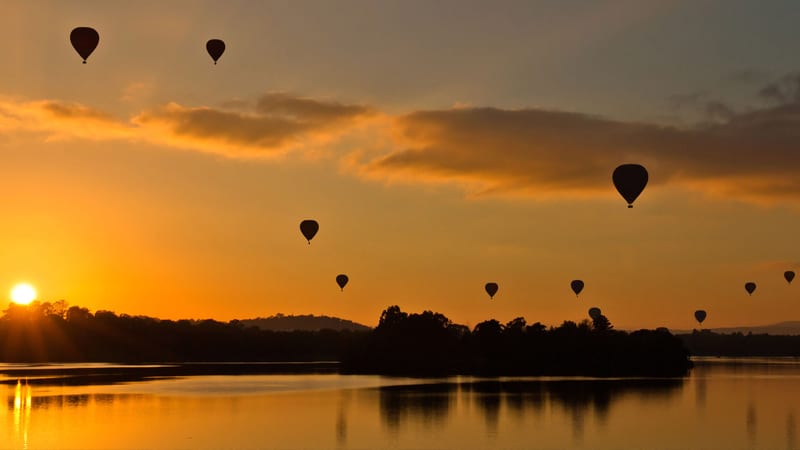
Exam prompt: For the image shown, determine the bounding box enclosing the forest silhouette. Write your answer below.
[0,301,702,376]
[679,330,800,356]
[342,306,691,376]
[0,301,356,363]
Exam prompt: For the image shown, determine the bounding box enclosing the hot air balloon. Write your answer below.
[613,164,648,208]
[70,27,99,63]
[745,282,756,295]
[336,274,349,291]
[571,280,584,297]
[694,310,707,325]
[485,282,498,299]
[588,307,602,320]
[299,220,319,244]
[206,39,225,64]
[785,271,795,284]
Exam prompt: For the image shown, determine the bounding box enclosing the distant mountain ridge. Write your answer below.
[240,314,371,332]
[670,321,800,336]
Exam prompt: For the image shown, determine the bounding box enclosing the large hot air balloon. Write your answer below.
[613,164,648,208]
[336,274,349,291]
[206,39,225,64]
[571,280,584,297]
[299,220,319,244]
[70,27,99,63]
[785,271,795,284]
[744,282,756,295]
[485,282,498,299]
[694,310,707,325]
[588,307,602,320]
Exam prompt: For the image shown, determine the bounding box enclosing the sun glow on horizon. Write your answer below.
[10,283,37,305]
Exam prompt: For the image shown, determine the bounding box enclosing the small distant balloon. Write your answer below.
[336,274,349,291]
[613,164,648,208]
[570,280,584,297]
[588,307,602,320]
[70,27,99,63]
[744,282,756,295]
[694,310,707,325]
[485,282,498,299]
[784,271,795,284]
[299,220,319,244]
[206,39,225,64]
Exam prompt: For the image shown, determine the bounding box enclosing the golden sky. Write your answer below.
[0,0,799,328]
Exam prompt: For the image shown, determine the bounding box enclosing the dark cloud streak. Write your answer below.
[361,76,800,202]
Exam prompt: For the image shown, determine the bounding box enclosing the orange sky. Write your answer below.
[0,0,799,329]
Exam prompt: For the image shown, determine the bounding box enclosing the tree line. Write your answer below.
[678,329,800,356]
[0,301,358,362]
[0,301,693,376]
[341,305,692,376]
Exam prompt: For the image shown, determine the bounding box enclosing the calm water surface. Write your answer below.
[0,358,798,449]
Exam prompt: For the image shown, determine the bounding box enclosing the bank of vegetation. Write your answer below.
[0,302,692,376]
[677,330,800,356]
[342,306,692,376]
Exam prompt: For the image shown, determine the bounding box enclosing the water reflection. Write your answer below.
[0,362,338,387]
[474,384,501,438]
[12,380,31,449]
[746,402,757,449]
[379,378,684,441]
[0,360,798,449]
[336,391,350,447]
[695,373,707,410]
[379,382,455,433]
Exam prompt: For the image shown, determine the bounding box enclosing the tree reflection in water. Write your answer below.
[378,378,684,440]
[379,382,457,434]
[746,402,757,449]
[335,390,351,447]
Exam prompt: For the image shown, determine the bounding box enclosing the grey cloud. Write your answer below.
[361,79,800,201]
[133,93,376,157]
[758,73,800,104]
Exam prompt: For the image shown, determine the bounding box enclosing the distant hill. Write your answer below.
[240,314,372,332]
[671,321,800,336]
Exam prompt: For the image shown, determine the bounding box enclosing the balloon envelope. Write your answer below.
[70,27,99,63]
[785,271,795,284]
[206,39,225,64]
[694,310,707,324]
[485,282,498,299]
[299,220,319,243]
[588,307,602,320]
[745,282,756,295]
[336,274,349,291]
[613,164,648,208]
[571,280,584,296]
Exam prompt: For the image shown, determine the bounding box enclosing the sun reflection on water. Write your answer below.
[12,379,32,449]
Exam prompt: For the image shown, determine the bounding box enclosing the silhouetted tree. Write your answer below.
[52,300,69,319]
[679,330,800,356]
[344,306,691,376]
[592,314,613,332]
[0,302,694,374]
[378,305,408,329]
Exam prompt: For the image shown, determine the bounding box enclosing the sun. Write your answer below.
[10,283,37,305]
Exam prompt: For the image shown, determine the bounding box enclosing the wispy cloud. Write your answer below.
[2,75,800,204]
[0,98,133,140]
[758,73,800,104]
[0,93,377,159]
[353,75,800,203]
[132,93,377,158]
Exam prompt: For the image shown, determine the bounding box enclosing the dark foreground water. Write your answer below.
[0,358,797,449]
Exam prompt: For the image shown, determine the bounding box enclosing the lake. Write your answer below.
[0,358,797,449]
